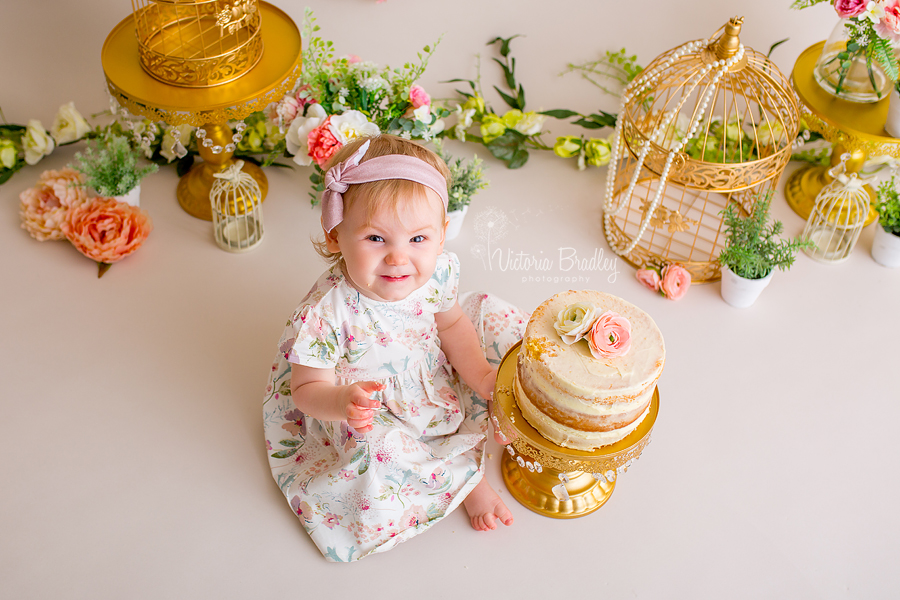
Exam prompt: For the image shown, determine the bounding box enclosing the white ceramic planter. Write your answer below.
[871,225,900,267]
[886,88,900,138]
[445,205,468,240]
[719,265,774,308]
[112,183,141,207]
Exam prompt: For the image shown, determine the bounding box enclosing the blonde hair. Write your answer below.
[312,134,451,265]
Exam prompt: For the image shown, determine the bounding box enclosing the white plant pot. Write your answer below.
[112,183,141,207]
[719,265,774,308]
[445,205,468,240]
[887,88,900,138]
[871,225,900,267]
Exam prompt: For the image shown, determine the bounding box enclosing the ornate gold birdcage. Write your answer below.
[603,17,800,282]
[131,0,263,88]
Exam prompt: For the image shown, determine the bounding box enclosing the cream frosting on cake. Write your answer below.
[515,290,665,450]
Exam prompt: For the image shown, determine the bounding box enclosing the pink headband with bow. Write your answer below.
[321,139,449,232]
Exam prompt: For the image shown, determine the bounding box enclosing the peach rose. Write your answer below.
[19,168,89,241]
[307,117,342,166]
[636,268,661,292]
[587,311,631,359]
[660,264,691,300]
[61,197,152,265]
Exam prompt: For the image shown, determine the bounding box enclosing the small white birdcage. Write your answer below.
[210,160,264,252]
[801,156,870,264]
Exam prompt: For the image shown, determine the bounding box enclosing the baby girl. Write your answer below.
[263,134,526,562]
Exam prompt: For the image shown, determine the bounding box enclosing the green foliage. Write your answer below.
[718,192,813,279]
[73,134,158,197]
[299,8,442,133]
[433,140,489,212]
[790,0,830,8]
[876,176,900,236]
[561,48,643,97]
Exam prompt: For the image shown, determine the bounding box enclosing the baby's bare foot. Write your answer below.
[463,479,513,531]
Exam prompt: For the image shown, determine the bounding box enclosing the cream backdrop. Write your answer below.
[2,1,898,598]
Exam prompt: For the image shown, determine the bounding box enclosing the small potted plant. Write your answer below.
[717,192,813,308]
[73,134,157,207]
[434,140,488,240]
[873,176,900,267]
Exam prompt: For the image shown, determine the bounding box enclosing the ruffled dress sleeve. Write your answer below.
[278,276,341,371]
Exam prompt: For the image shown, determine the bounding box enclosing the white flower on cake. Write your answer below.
[552,301,601,344]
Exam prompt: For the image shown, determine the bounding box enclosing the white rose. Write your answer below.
[286,104,327,166]
[160,124,193,162]
[513,112,546,136]
[284,104,328,167]
[413,105,432,124]
[662,113,691,151]
[553,301,600,345]
[50,102,91,145]
[329,110,380,145]
[23,120,55,165]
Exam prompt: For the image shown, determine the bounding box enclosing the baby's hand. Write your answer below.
[339,381,385,433]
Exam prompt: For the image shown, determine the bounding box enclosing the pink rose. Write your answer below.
[833,0,867,18]
[587,311,631,359]
[660,264,691,300]
[307,117,342,166]
[61,197,153,266]
[19,168,89,241]
[276,95,300,125]
[294,84,316,108]
[876,0,900,42]
[408,85,431,109]
[636,268,661,292]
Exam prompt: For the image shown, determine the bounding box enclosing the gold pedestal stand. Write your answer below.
[101,2,301,220]
[786,41,900,225]
[492,342,659,519]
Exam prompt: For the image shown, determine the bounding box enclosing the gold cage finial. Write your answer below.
[713,17,744,60]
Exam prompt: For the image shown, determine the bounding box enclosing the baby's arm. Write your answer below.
[435,300,496,400]
[290,364,384,433]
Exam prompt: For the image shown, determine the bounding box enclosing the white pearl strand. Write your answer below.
[603,41,745,256]
[107,93,248,156]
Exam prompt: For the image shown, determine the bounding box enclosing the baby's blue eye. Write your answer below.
[411,235,425,243]
[367,235,384,242]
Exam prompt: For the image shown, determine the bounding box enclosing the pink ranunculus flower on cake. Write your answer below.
[635,268,661,292]
[875,0,900,43]
[307,116,342,167]
[833,0,868,18]
[587,311,631,359]
[61,197,153,266]
[660,264,691,300]
[408,85,431,109]
[19,168,89,241]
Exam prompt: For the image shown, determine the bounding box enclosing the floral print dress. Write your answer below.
[263,251,527,562]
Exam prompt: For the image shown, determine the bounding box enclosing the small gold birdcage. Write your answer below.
[131,0,263,88]
[603,17,800,282]
[210,160,264,252]
[801,156,870,264]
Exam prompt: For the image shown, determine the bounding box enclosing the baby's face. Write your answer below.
[327,189,447,302]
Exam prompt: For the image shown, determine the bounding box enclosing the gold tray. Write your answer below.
[492,340,659,518]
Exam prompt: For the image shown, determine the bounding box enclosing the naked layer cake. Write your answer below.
[515,290,665,450]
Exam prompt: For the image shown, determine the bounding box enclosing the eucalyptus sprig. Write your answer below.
[718,192,813,280]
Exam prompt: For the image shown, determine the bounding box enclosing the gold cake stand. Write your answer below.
[786,41,900,224]
[492,341,659,519]
[101,2,302,220]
